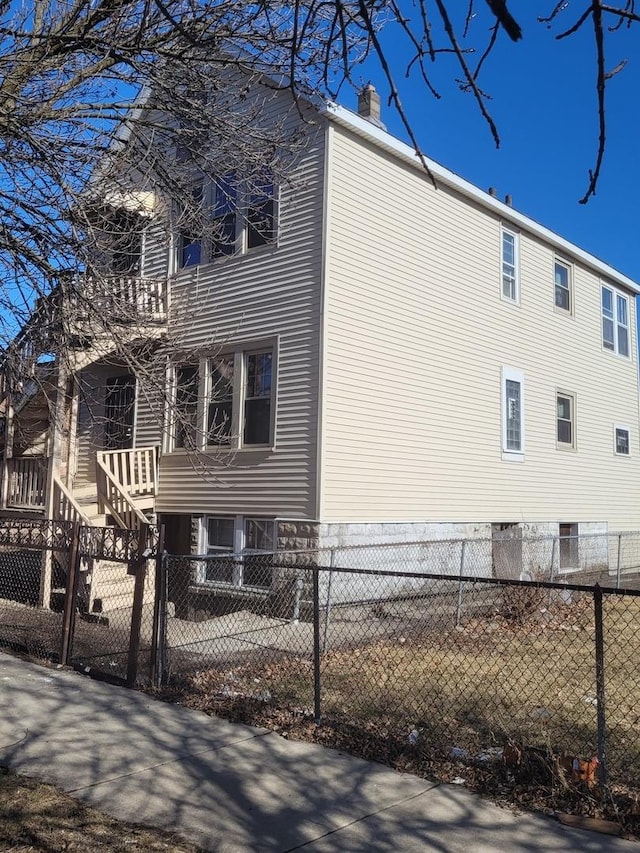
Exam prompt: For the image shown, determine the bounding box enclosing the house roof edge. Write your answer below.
[321,102,640,296]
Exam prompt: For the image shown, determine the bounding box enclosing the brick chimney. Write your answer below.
[357,84,386,129]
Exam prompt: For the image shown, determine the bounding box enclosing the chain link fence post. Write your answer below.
[616,533,622,589]
[150,526,166,688]
[593,583,608,788]
[126,522,149,688]
[455,540,466,628]
[59,521,81,666]
[313,564,321,723]
[322,548,335,654]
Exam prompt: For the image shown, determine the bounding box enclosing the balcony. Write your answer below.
[2,275,168,380]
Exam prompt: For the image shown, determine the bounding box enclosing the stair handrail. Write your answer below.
[96,455,149,530]
[52,476,91,526]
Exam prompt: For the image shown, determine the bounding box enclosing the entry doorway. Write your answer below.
[104,376,136,450]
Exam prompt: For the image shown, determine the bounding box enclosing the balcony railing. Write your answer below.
[71,276,168,325]
[6,456,48,508]
[1,274,168,383]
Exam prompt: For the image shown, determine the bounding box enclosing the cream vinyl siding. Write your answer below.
[320,125,640,529]
[155,105,325,518]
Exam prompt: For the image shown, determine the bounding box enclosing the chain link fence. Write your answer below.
[157,546,640,825]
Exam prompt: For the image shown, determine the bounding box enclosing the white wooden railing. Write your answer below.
[52,477,91,526]
[75,277,168,324]
[6,457,47,508]
[96,446,159,531]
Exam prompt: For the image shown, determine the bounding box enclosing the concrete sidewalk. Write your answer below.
[0,652,635,852]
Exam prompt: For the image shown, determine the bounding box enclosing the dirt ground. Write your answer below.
[0,767,203,852]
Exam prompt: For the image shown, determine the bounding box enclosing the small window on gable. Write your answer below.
[614,425,630,456]
[554,260,571,313]
[501,228,519,303]
[602,285,630,356]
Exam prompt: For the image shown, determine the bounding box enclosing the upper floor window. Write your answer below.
[501,367,524,459]
[614,425,630,456]
[107,209,143,275]
[243,351,273,445]
[602,285,629,356]
[554,260,571,313]
[176,175,276,269]
[501,228,519,303]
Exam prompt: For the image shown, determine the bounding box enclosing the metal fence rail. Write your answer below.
[159,551,640,805]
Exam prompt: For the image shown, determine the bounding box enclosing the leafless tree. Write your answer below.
[1,0,637,471]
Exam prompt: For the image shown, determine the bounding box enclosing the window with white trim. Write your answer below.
[556,392,576,449]
[176,175,276,269]
[554,260,571,312]
[501,367,524,458]
[602,285,630,356]
[614,425,630,456]
[501,228,519,303]
[171,344,275,451]
[202,516,274,588]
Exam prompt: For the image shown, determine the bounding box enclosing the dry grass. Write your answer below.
[158,592,640,836]
[0,766,203,852]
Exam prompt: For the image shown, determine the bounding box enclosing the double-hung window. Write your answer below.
[556,392,576,449]
[602,285,630,356]
[614,425,630,456]
[243,351,273,445]
[501,228,519,303]
[207,356,234,445]
[178,185,204,269]
[174,365,199,450]
[554,260,571,312]
[211,174,237,258]
[501,367,524,459]
[247,177,276,249]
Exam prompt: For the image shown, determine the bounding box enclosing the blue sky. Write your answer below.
[342,7,640,282]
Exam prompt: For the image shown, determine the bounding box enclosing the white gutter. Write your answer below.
[321,102,640,296]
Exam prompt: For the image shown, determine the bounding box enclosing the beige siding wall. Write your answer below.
[320,125,640,529]
[155,107,325,518]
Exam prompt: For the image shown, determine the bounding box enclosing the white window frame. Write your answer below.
[169,340,277,453]
[501,227,519,304]
[501,366,525,461]
[601,284,630,357]
[554,259,572,314]
[556,391,576,451]
[614,424,631,456]
[199,515,275,588]
[174,177,278,272]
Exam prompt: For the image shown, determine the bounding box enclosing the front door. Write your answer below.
[104,376,136,450]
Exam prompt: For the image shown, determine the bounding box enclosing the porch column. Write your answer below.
[40,359,69,608]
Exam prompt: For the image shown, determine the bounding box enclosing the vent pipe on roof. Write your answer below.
[357,84,386,130]
[505,194,513,207]
[488,187,497,197]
